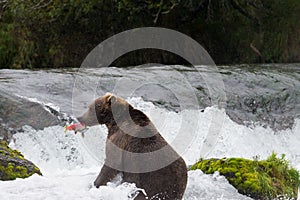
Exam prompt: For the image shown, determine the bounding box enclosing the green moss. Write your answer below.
[190,153,300,199]
[0,140,42,181]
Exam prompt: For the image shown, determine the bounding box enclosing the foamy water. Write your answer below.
[1,98,299,200]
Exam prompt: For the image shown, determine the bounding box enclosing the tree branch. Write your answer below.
[250,42,265,62]
[153,0,163,24]
[31,0,53,10]
[229,0,254,20]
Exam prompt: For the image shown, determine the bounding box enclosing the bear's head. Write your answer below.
[77,93,133,127]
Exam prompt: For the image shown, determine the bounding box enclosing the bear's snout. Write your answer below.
[77,109,99,127]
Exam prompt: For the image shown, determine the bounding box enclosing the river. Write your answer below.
[0,64,299,199]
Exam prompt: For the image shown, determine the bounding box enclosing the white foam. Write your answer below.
[0,170,142,200]
[9,125,100,172]
[129,97,300,167]
[184,170,252,200]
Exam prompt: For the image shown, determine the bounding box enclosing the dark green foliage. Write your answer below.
[0,0,299,68]
[0,24,17,68]
[190,153,300,199]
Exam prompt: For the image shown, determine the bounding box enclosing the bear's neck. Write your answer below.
[105,109,157,138]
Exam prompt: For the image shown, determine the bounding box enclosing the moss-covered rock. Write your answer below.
[0,140,42,181]
[190,153,300,200]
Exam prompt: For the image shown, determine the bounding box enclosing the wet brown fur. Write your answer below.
[77,93,187,200]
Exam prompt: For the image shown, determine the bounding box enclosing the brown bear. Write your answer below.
[77,93,187,200]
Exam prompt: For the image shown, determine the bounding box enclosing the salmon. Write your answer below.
[64,122,86,134]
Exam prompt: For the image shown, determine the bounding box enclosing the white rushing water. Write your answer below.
[0,97,299,200]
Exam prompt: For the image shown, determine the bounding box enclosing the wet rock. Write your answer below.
[190,154,300,200]
[0,91,60,142]
[0,140,42,181]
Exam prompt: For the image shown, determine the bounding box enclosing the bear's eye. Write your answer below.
[88,106,94,111]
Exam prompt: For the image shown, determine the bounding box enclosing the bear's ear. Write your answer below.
[106,93,117,105]
[105,92,112,96]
